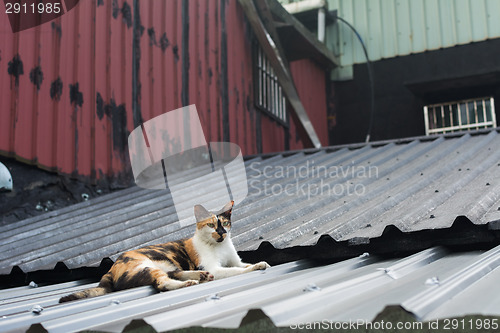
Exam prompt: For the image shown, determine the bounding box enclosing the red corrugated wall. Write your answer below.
[0,0,328,184]
[289,59,329,150]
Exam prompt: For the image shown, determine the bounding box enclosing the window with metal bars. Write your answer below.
[423,97,497,135]
[253,43,288,126]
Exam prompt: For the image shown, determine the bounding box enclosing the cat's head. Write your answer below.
[194,201,233,244]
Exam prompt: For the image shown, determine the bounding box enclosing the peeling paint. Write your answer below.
[96,92,105,120]
[51,22,62,38]
[112,0,132,29]
[96,93,129,152]
[112,0,120,19]
[7,54,23,87]
[208,68,213,85]
[50,77,63,101]
[105,98,128,152]
[173,45,179,63]
[122,1,132,28]
[29,66,44,91]
[159,32,169,52]
[69,83,83,107]
[147,27,157,46]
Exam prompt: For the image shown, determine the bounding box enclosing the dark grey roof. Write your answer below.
[2,246,500,332]
[2,130,500,275]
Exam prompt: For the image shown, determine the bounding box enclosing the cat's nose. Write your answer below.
[216,226,227,236]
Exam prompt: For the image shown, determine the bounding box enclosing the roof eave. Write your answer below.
[267,0,339,69]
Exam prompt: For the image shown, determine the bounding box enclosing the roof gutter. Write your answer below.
[282,0,327,42]
[282,0,327,14]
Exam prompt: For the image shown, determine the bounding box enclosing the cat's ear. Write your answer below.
[217,200,234,218]
[194,204,212,223]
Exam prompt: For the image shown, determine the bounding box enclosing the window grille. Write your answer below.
[423,97,496,135]
[254,44,287,125]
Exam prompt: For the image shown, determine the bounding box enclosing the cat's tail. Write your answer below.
[59,273,113,303]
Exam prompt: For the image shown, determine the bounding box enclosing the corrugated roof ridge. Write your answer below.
[402,242,500,320]
[0,279,92,302]
[1,153,280,270]
[382,246,449,279]
[233,143,401,248]
[239,217,500,267]
[325,133,484,241]
[393,131,500,231]
[0,283,94,317]
[243,128,500,161]
[0,188,168,247]
[0,185,144,233]
[124,257,376,332]
[234,150,344,221]
[115,152,322,251]
[243,139,433,249]
[0,154,263,236]
[31,260,314,333]
[259,248,448,326]
[0,285,156,333]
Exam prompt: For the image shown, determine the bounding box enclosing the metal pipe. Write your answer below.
[318,7,326,42]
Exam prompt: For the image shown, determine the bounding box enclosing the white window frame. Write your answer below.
[254,43,288,126]
[424,97,497,135]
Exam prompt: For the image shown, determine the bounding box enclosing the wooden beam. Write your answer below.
[238,0,322,148]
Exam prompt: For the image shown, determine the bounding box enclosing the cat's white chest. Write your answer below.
[193,234,238,269]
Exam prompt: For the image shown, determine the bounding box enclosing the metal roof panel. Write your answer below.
[3,247,500,332]
[2,131,500,275]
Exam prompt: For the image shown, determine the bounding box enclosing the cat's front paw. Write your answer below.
[183,280,199,287]
[198,271,214,283]
[252,261,270,271]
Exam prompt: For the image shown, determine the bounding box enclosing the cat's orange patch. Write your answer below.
[184,238,200,267]
[212,232,227,241]
[196,215,217,230]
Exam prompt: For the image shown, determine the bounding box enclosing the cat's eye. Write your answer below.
[207,223,215,228]
[222,221,230,227]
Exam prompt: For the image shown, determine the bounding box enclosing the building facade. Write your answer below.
[0,0,335,185]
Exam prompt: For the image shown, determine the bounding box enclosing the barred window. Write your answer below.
[424,97,497,135]
[254,43,287,125]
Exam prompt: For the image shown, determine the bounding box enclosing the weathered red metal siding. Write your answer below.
[289,59,329,150]
[0,0,134,183]
[0,0,329,184]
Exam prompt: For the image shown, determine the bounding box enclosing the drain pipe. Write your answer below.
[318,7,326,42]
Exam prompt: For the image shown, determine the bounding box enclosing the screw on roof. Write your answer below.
[30,305,44,314]
[303,283,321,292]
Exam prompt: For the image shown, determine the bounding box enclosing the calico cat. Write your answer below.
[59,201,269,302]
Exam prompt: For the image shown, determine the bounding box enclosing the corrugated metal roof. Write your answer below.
[323,0,500,66]
[2,246,500,332]
[2,130,500,275]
